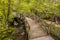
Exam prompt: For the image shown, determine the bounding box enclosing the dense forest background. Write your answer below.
[0,0,60,40]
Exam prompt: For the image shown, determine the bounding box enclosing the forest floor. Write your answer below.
[26,17,55,40]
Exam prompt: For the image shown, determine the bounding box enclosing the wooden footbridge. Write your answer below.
[0,14,55,40]
[26,17,54,40]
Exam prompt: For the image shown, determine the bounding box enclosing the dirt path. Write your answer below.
[26,17,55,40]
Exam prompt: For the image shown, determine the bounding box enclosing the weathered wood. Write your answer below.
[26,17,54,40]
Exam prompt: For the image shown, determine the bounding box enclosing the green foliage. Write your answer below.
[50,25,60,38]
[0,0,60,40]
[0,0,15,39]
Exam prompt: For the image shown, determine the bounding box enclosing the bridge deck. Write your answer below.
[26,17,54,40]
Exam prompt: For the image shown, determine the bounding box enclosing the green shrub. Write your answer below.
[50,25,60,38]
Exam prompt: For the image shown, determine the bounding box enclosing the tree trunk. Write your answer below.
[6,0,10,28]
